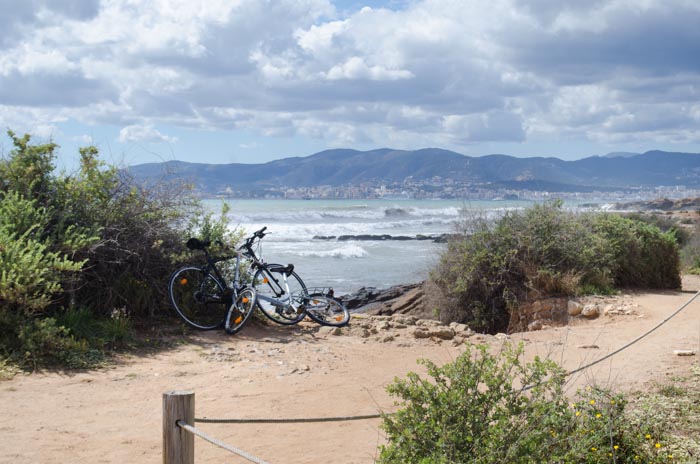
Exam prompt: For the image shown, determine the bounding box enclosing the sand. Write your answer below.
[3,277,700,463]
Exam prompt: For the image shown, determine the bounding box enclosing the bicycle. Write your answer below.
[168,238,257,334]
[239,227,351,327]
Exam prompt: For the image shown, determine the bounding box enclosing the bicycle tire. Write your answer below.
[225,287,257,335]
[168,266,229,330]
[303,294,350,327]
[252,265,307,325]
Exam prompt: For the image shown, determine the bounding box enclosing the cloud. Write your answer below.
[0,0,698,154]
[118,124,177,144]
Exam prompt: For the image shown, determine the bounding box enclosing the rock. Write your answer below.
[577,344,600,349]
[528,320,544,331]
[567,300,583,316]
[581,304,600,319]
[429,327,455,340]
[380,334,395,343]
[674,350,696,356]
[412,327,431,339]
[390,287,423,313]
[377,321,392,330]
[341,282,434,319]
[318,326,343,336]
[449,322,470,333]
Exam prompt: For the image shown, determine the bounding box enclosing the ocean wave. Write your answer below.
[384,207,413,217]
[234,205,462,224]
[294,245,368,259]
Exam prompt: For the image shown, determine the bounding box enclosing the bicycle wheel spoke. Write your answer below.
[304,294,350,327]
[252,266,307,325]
[225,287,257,334]
[169,267,228,330]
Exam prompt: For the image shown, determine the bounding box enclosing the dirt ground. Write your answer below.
[3,277,700,464]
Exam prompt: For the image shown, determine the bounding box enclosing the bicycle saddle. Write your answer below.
[268,264,295,276]
[186,238,211,250]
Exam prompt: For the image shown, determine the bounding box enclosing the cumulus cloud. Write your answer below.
[0,0,699,153]
[119,124,177,144]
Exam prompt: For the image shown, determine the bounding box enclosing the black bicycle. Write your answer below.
[239,227,350,327]
[168,238,257,334]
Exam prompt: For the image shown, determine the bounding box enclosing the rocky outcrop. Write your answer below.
[313,234,452,243]
[510,294,641,332]
[614,196,700,211]
[340,282,433,320]
[342,283,641,336]
[315,313,475,346]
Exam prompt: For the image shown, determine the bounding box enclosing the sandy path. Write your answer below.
[3,278,700,463]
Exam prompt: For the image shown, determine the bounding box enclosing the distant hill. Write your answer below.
[125,148,700,195]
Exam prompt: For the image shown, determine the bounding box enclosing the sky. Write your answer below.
[0,0,699,171]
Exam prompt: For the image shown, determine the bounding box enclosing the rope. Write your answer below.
[564,289,700,378]
[523,289,700,391]
[191,289,700,422]
[195,413,382,424]
[176,420,270,464]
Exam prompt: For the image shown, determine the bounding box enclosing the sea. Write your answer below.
[202,199,537,295]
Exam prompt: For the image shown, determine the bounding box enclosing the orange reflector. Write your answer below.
[313,300,319,304]
[263,278,269,284]
[242,297,249,303]
[335,316,344,321]
[234,316,242,324]
[180,278,188,285]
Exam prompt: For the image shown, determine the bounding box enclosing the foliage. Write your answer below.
[431,202,681,333]
[0,130,229,368]
[379,343,679,463]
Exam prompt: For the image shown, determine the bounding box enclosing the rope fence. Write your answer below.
[164,289,700,463]
[176,419,270,464]
[194,413,382,424]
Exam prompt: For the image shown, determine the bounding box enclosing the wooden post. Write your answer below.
[163,390,194,464]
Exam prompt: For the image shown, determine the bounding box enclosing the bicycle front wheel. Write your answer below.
[225,287,257,335]
[252,265,307,325]
[303,294,350,327]
[168,266,229,330]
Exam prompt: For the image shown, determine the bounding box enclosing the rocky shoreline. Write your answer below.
[314,233,452,243]
[340,282,431,319]
[340,281,641,335]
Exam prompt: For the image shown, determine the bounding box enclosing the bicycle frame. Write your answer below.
[254,267,297,310]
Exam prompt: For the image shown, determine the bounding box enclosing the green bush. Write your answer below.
[0,130,225,368]
[379,343,676,463]
[17,318,103,369]
[431,203,680,333]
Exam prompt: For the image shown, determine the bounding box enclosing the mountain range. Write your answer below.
[125,148,700,195]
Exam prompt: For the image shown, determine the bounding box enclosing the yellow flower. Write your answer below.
[591,447,597,452]
[668,455,674,460]
[590,399,596,405]
[645,434,652,439]
[614,445,619,450]
[655,443,662,449]
[596,413,602,418]
[575,411,581,417]
[610,400,616,405]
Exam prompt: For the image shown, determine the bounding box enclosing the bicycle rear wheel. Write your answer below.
[225,287,257,335]
[303,294,350,327]
[252,265,307,325]
[168,266,229,330]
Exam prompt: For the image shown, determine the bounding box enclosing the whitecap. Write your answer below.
[294,244,368,259]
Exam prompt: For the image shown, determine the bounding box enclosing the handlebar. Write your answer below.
[188,227,269,259]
